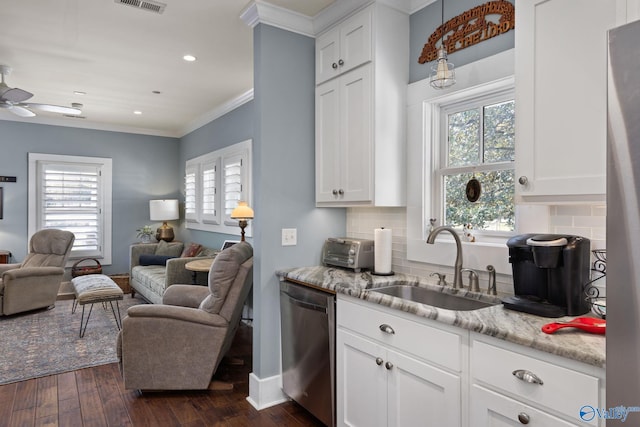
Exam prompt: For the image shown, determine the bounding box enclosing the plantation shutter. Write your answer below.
[185,165,197,222]
[39,162,101,256]
[223,154,243,222]
[201,159,219,224]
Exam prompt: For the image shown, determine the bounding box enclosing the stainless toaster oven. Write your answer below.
[322,238,374,272]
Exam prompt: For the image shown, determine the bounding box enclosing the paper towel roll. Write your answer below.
[374,228,392,274]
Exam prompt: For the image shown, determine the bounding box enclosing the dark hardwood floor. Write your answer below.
[0,324,326,427]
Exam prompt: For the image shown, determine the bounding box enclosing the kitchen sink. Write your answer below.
[369,285,500,311]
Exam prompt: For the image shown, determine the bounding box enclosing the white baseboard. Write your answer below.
[246,372,289,410]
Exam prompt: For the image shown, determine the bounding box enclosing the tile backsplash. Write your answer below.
[346,204,606,296]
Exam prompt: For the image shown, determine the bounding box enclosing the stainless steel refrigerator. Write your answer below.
[607,18,640,423]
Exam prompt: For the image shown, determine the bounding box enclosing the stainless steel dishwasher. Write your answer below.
[280,280,335,427]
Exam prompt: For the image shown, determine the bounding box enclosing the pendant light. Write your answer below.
[430,0,455,89]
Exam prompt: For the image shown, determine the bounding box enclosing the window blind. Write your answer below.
[40,162,100,254]
[223,155,242,218]
[202,161,217,222]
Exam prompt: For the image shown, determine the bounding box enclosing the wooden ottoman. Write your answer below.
[71,274,124,338]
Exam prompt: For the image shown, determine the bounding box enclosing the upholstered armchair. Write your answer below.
[117,241,253,390]
[0,229,75,316]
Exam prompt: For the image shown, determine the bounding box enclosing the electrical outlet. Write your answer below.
[282,228,297,246]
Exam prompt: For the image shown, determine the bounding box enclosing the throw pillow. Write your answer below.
[155,240,183,257]
[139,254,176,266]
[181,243,202,258]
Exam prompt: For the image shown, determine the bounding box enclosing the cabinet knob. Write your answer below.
[517,412,530,424]
[338,189,344,195]
[332,62,338,69]
[385,361,393,370]
[512,369,544,385]
[338,59,344,66]
[375,357,383,366]
[518,176,529,185]
[332,189,338,196]
[379,324,395,334]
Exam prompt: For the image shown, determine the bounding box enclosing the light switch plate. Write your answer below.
[282,228,297,246]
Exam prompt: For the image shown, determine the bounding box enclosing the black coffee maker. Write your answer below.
[502,234,591,317]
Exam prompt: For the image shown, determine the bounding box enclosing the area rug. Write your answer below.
[0,295,144,385]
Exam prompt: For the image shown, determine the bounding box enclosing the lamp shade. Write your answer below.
[149,199,179,221]
[230,201,254,220]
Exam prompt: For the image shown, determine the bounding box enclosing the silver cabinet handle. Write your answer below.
[332,189,338,196]
[375,357,383,366]
[512,369,544,385]
[518,176,529,185]
[385,361,393,370]
[338,189,344,195]
[517,412,530,424]
[332,62,338,69]
[379,324,395,334]
[338,59,344,66]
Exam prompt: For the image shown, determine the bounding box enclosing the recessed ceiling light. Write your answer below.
[133,110,142,115]
[183,54,197,62]
[74,91,86,96]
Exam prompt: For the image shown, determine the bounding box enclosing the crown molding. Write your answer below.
[240,1,315,37]
[179,89,254,137]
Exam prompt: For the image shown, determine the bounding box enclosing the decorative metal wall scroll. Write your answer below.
[418,0,515,64]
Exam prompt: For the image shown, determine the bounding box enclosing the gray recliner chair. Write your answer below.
[0,229,75,316]
[117,241,253,390]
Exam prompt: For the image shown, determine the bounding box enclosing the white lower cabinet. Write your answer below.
[337,296,464,427]
[335,295,605,427]
[470,334,605,427]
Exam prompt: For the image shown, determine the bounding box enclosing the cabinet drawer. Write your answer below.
[472,339,600,420]
[337,297,462,372]
[471,384,585,426]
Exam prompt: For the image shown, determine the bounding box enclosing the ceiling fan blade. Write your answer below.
[1,87,34,103]
[21,103,82,115]
[9,105,36,117]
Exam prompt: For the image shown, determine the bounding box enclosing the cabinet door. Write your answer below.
[337,329,387,427]
[340,65,372,203]
[338,6,372,76]
[316,29,340,84]
[471,385,583,427]
[315,6,372,85]
[515,0,624,199]
[387,348,461,427]
[316,78,342,203]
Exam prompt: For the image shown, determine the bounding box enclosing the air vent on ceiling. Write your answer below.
[115,0,166,14]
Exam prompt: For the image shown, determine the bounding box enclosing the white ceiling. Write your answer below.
[0,0,334,137]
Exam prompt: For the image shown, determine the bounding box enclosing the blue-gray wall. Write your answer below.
[178,101,255,249]
[410,0,514,83]
[0,121,179,274]
[251,24,346,379]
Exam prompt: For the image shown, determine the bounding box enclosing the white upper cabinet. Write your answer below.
[316,7,372,85]
[515,0,628,201]
[315,3,408,207]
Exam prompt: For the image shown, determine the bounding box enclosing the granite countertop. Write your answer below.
[276,266,605,369]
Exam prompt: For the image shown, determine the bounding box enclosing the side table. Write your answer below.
[185,258,216,285]
[0,250,11,264]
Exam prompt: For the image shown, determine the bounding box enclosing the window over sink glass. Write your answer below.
[434,90,515,235]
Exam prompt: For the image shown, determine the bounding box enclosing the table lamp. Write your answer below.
[150,199,179,242]
[230,201,254,242]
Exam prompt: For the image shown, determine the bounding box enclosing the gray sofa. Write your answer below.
[129,241,218,304]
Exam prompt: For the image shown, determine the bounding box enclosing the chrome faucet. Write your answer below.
[426,226,463,289]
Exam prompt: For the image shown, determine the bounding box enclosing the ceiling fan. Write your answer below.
[0,65,82,118]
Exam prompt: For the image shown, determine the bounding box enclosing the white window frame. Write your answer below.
[185,139,252,236]
[406,49,548,276]
[433,88,516,238]
[28,153,113,266]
